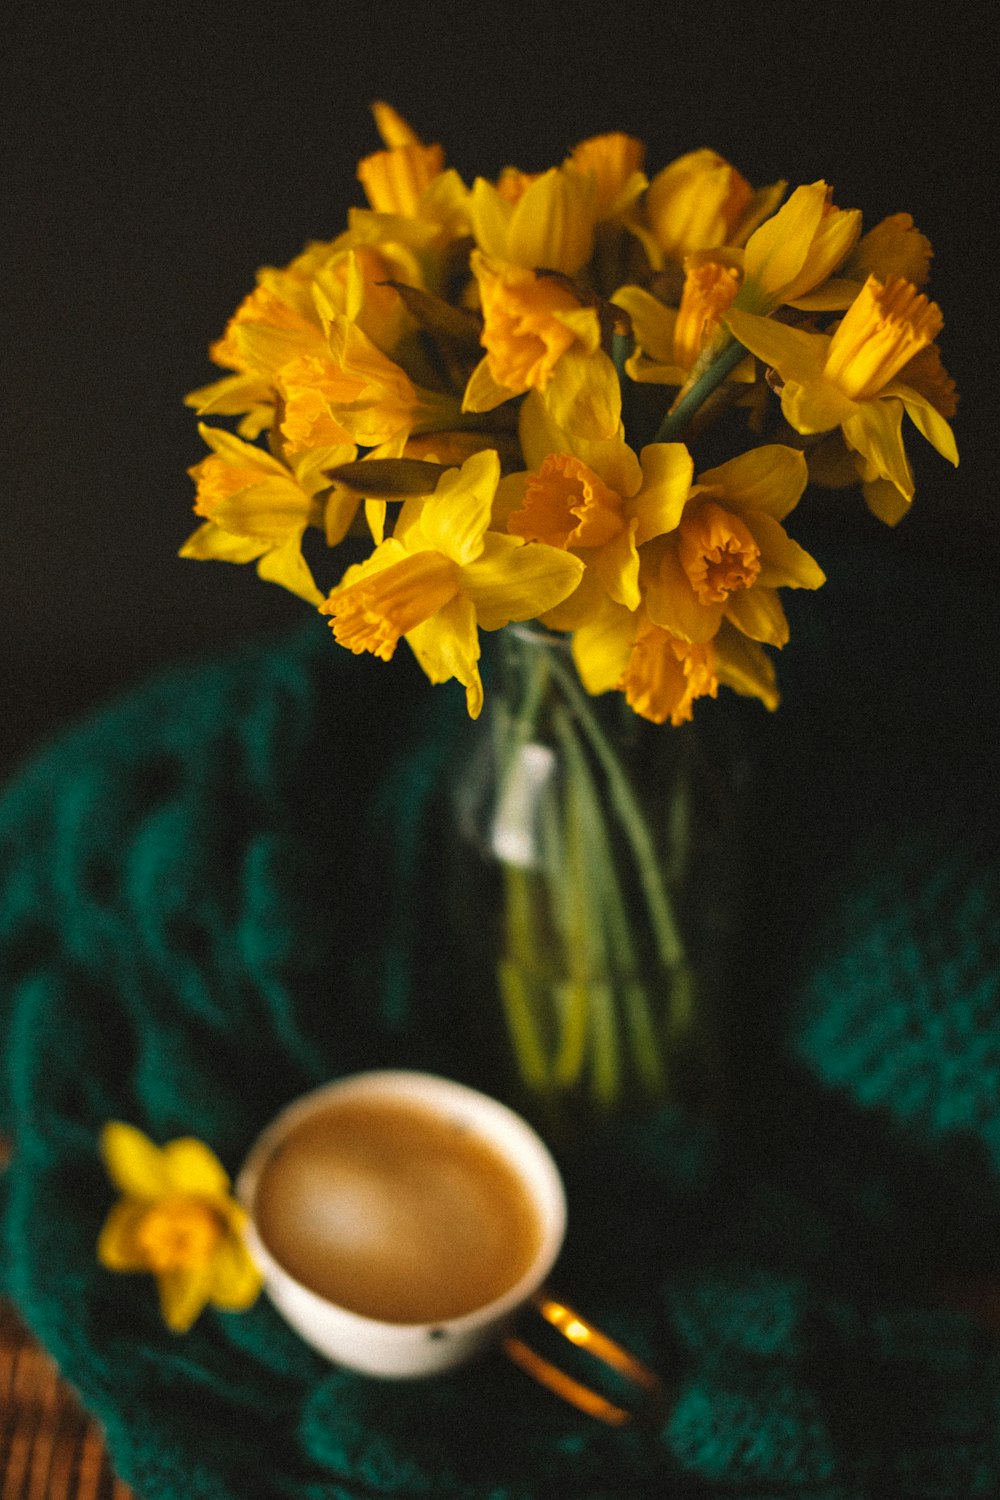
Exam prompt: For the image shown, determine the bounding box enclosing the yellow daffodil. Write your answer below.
[186,242,424,440]
[314,297,461,450]
[469,162,599,276]
[321,450,584,717]
[97,1122,262,1334]
[734,180,862,315]
[462,252,608,426]
[570,598,779,723]
[627,150,785,274]
[565,132,648,222]
[181,424,358,603]
[613,255,751,386]
[502,363,696,629]
[842,212,933,290]
[640,445,823,648]
[727,275,958,519]
[356,101,446,217]
[646,149,754,264]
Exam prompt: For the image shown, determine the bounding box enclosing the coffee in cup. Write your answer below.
[251,1090,544,1324]
[238,1071,666,1421]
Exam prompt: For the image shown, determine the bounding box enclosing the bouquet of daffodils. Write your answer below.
[181,105,959,1121]
[183,102,957,727]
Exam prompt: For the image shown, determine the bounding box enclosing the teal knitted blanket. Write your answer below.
[2,539,999,1499]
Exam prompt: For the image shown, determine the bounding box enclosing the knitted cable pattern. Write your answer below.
[2,541,1000,1499]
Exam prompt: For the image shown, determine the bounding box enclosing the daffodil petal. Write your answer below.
[179,522,271,564]
[364,497,387,546]
[462,354,518,414]
[595,519,640,610]
[100,1123,171,1200]
[185,375,273,423]
[508,167,596,275]
[323,489,363,547]
[610,286,678,363]
[714,625,780,710]
[292,442,358,499]
[492,472,530,530]
[539,564,605,632]
[780,380,856,435]
[406,594,484,719]
[418,450,500,567]
[195,423,289,476]
[161,1138,232,1199]
[571,599,636,695]
[889,382,959,465]
[97,1200,153,1271]
[644,542,721,643]
[211,479,317,541]
[696,445,808,522]
[739,182,827,310]
[469,177,513,261]
[623,351,689,386]
[725,585,789,647]
[461,534,585,630]
[725,308,828,387]
[842,399,913,501]
[862,476,911,526]
[787,277,862,311]
[256,539,325,606]
[158,1264,215,1334]
[210,1236,264,1310]
[542,349,620,442]
[631,443,695,543]
[744,512,826,590]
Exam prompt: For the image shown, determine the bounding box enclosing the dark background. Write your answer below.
[2,0,990,781]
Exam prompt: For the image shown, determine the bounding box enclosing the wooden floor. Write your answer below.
[0,1299,136,1500]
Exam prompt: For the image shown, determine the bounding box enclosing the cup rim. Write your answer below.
[236,1069,567,1335]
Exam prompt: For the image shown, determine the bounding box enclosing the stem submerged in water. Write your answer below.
[487,630,698,1116]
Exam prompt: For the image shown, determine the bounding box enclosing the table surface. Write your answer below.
[0,1297,138,1500]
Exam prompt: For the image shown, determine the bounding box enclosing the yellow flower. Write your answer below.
[570,598,779,722]
[315,300,461,449]
[462,252,603,415]
[565,132,647,221]
[727,274,958,518]
[185,278,328,439]
[734,181,862,315]
[843,212,933,289]
[646,149,754,264]
[355,101,446,217]
[97,1122,262,1334]
[613,255,750,385]
[185,241,422,440]
[181,424,353,603]
[321,450,584,717]
[641,446,823,647]
[469,162,599,275]
[504,360,696,628]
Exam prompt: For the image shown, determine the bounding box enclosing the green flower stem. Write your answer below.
[498,868,552,1093]
[552,703,621,1106]
[545,652,687,972]
[553,702,665,1101]
[652,335,749,443]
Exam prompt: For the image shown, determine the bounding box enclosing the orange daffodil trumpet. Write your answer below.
[97,1123,262,1334]
[180,102,958,721]
[727,274,958,522]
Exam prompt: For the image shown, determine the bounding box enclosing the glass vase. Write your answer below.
[447,623,743,1143]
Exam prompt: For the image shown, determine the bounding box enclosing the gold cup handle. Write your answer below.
[502,1290,669,1427]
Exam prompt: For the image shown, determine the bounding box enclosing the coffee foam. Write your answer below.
[252,1094,544,1324]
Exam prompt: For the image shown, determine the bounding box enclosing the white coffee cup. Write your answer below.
[237,1070,665,1421]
